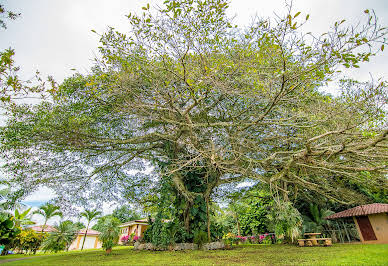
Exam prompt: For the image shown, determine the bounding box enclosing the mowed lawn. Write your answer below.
[1,244,387,266]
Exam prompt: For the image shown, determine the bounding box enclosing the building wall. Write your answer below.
[118,224,149,244]
[354,213,388,244]
[69,235,102,250]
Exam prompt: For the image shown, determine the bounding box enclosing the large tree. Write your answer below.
[1,0,387,235]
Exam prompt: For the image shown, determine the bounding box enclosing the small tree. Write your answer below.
[98,217,120,254]
[41,221,77,253]
[33,204,62,233]
[80,209,101,250]
[267,201,303,243]
[302,204,334,234]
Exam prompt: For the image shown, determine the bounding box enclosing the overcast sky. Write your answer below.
[1,0,388,223]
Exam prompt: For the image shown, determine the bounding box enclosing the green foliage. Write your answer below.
[33,204,62,233]
[216,189,273,236]
[98,217,121,251]
[233,191,272,236]
[80,209,101,224]
[41,221,77,253]
[193,231,208,248]
[13,208,35,228]
[1,0,387,235]
[12,229,46,254]
[143,214,173,248]
[0,4,20,29]
[267,201,302,243]
[0,213,20,249]
[302,204,334,234]
[112,205,141,223]
[0,244,387,265]
[73,221,85,230]
[92,215,120,233]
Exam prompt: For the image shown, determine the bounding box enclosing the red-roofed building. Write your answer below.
[326,203,388,244]
[30,225,57,233]
[69,228,102,250]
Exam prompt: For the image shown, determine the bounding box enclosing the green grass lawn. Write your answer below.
[1,243,387,265]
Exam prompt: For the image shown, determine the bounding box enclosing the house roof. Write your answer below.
[119,219,149,228]
[30,225,57,233]
[77,228,100,235]
[325,203,388,219]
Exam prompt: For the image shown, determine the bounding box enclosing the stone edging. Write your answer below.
[133,241,225,251]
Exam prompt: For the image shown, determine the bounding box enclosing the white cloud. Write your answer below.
[23,186,56,203]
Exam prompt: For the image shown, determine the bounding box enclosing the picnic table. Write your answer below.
[297,233,332,247]
[304,233,321,245]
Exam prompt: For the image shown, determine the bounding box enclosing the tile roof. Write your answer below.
[325,203,388,219]
[77,228,101,235]
[30,225,57,232]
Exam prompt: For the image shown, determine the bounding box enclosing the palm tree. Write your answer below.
[13,208,35,228]
[303,204,334,234]
[41,221,77,252]
[33,203,62,233]
[80,209,101,250]
[98,217,121,254]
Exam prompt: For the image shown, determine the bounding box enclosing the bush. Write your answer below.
[267,201,302,243]
[13,229,46,254]
[143,214,173,248]
[193,231,208,248]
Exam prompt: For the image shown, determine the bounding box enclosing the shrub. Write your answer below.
[13,229,46,254]
[144,214,172,248]
[120,235,129,245]
[267,201,302,243]
[223,232,236,246]
[98,217,121,254]
[193,231,208,248]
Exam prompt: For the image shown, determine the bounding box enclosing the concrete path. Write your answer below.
[0,255,47,264]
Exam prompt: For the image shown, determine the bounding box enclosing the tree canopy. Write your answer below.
[1,0,387,218]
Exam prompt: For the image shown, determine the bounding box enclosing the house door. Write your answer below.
[356,216,377,241]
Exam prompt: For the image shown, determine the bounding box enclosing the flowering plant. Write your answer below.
[235,235,247,243]
[121,235,129,245]
[258,233,274,244]
[223,233,236,246]
[248,235,256,243]
[133,235,140,242]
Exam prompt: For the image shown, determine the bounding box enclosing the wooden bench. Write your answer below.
[298,238,332,247]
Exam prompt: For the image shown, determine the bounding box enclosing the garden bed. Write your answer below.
[133,241,225,251]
